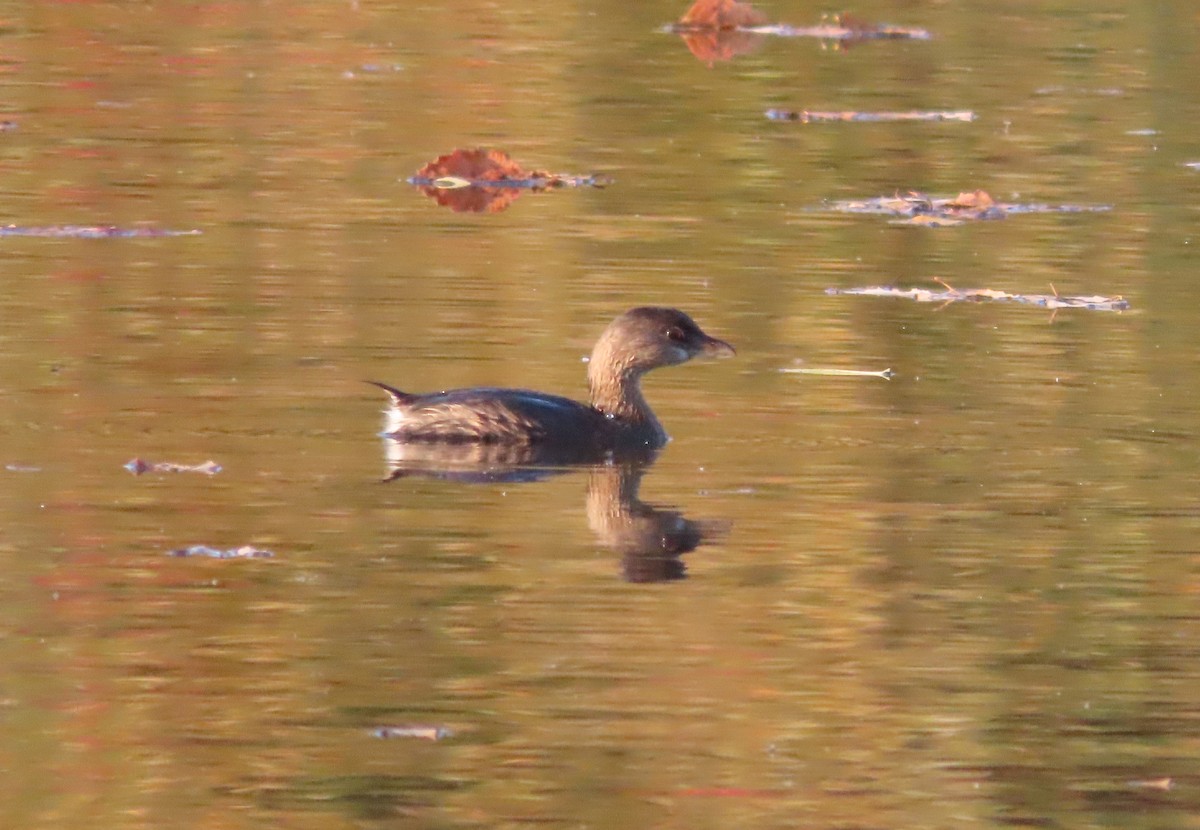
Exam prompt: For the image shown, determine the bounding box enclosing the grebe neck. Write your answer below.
[587,340,665,441]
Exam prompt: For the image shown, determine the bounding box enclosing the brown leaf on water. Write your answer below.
[946,190,995,210]
[904,214,965,227]
[678,0,768,29]
[408,149,609,214]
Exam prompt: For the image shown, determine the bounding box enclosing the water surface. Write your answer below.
[2,2,1200,828]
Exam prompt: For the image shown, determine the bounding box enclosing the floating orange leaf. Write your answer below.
[678,0,768,29]
[407,148,609,214]
[413,148,536,183]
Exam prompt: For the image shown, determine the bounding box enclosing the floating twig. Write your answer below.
[825,190,1110,224]
[125,458,223,476]
[767,109,973,123]
[166,545,275,559]
[371,725,454,741]
[0,225,201,238]
[827,283,1130,312]
[780,366,895,379]
[1127,778,1173,792]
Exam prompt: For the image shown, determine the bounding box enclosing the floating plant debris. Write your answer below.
[125,458,223,476]
[167,545,275,559]
[767,109,974,123]
[1034,86,1124,97]
[1127,778,1173,792]
[407,148,608,213]
[371,725,453,741]
[780,366,895,379]
[0,225,200,238]
[827,281,1130,312]
[826,190,1111,224]
[668,1,930,64]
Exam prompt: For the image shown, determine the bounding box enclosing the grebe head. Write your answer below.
[591,306,735,379]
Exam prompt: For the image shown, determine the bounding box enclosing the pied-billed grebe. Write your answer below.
[369,307,734,449]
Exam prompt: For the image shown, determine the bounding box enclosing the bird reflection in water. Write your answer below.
[381,440,728,583]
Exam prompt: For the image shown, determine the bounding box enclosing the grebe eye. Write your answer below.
[666,326,687,343]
